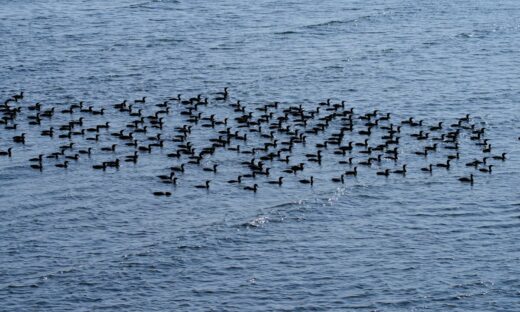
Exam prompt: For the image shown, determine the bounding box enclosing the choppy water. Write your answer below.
[1,0,520,310]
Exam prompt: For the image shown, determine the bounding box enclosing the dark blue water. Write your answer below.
[1,0,520,310]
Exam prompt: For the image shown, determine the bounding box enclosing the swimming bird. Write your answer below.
[194,180,210,189]
[228,176,242,184]
[65,154,79,161]
[86,134,100,141]
[436,159,451,169]
[41,127,54,137]
[170,164,185,173]
[414,148,428,156]
[393,165,407,175]
[458,174,474,184]
[243,184,258,192]
[466,158,488,167]
[358,158,372,166]
[134,97,146,103]
[12,91,24,101]
[124,152,139,163]
[105,159,120,168]
[215,87,229,100]
[158,172,175,180]
[479,165,493,173]
[13,133,25,144]
[216,87,228,96]
[55,161,69,168]
[162,177,178,185]
[138,144,153,153]
[266,177,283,185]
[338,157,353,165]
[459,114,471,122]
[167,151,181,158]
[101,144,117,152]
[153,191,171,196]
[376,169,390,176]
[492,153,506,161]
[299,176,314,185]
[92,163,107,170]
[421,164,433,173]
[29,155,44,162]
[203,164,218,173]
[345,167,358,176]
[331,174,344,183]
[447,152,459,160]
[0,148,12,157]
[78,148,92,155]
[30,162,43,171]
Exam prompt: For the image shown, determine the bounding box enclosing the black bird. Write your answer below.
[215,87,229,100]
[162,177,178,185]
[171,164,185,173]
[30,162,43,171]
[167,151,181,158]
[134,96,146,103]
[479,165,493,173]
[216,87,228,97]
[421,164,433,173]
[414,149,428,156]
[345,167,358,176]
[101,144,117,152]
[299,176,314,185]
[492,153,506,161]
[65,154,80,161]
[153,192,171,196]
[447,153,459,160]
[93,163,107,170]
[105,159,120,168]
[29,154,44,162]
[12,91,24,101]
[331,174,344,183]
[376,169,390,176]
[244,184,258,192]
[55,161,69,168]
[267,177,283,186]
[393,165,407,175]
[78,148,92,155]
[86,134,100,141]
[466,158,488,167]
[41,127,54,137]
[138,144,153,153]
[203,164,218,173]
[195,180,210,189]
[228,176,242,184]
[125,152,139,163]
[436,159,451,169]
[0,148,12,157]
[358,158,372,166]
[158,172,175,180]
[458,174,474,184]
[13,133,26,144]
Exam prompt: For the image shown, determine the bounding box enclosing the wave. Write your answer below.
[240,215,269,228]
[303,15,373,30]
[126,0,180,10]
[273,30,300,35]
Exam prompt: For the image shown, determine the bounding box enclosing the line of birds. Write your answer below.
[0,89,515,197]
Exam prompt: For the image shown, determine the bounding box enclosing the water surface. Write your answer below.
[1,0,520,310]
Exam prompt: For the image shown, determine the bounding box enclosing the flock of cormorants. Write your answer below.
[0,89,515,196]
